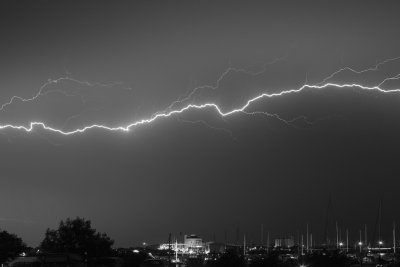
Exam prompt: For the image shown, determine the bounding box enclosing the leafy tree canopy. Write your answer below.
[40,217,114,258]
[0,230,27,264]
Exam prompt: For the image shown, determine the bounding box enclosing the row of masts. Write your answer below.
[168,199,397,256]
[167,221,396,262]
[217,216,396,254]
[244,220,396,256]
[300,221,396,253]
[200,218,397,249]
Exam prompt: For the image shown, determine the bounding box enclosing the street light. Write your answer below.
[378,241,383,261]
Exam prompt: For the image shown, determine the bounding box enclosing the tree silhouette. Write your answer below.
[0,230,27,264]
[40,217,114,258]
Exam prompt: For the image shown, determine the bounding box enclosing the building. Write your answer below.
[184,234,204,254]
[274,236,295,248]
[184,235,202,249]
[158,234,207,255]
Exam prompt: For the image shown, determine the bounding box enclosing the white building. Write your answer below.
[274,236,295,248]
[184,234,203,249]
[158,234,207,255]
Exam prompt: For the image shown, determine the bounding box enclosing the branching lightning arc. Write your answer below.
[1,56,400,135]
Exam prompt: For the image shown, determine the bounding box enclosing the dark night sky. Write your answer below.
[1,0,400,247]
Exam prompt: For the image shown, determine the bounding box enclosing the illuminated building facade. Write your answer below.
[274,236,295,248]
[158,234,207,255]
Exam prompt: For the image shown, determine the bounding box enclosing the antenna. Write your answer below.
[168,233,172,265]
[175,238,178,262]
[336,221,339,249]
[306,223,309,253]
[324,195,336,247]
[372,198,383,246]
[224,230,227,244]
[297,230,300,255]
[261,224,264,246]
[243,234,246,256]
[236,227,240,245]
[394,221,396,255]
[379,199,382,242]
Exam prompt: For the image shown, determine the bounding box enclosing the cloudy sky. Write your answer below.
[1,0,400,247]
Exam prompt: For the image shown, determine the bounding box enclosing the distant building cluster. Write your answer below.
[157,233,298,256]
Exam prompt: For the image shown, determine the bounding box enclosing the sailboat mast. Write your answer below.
[306,223,309,253]
[394,221,396,254]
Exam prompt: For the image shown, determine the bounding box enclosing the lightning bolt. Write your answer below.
[1,56,400,136]
[158,53,288,115]
[316,56,400,85]
[239,111,332,127]
[0,76,130,112]
[378,73,400,87]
